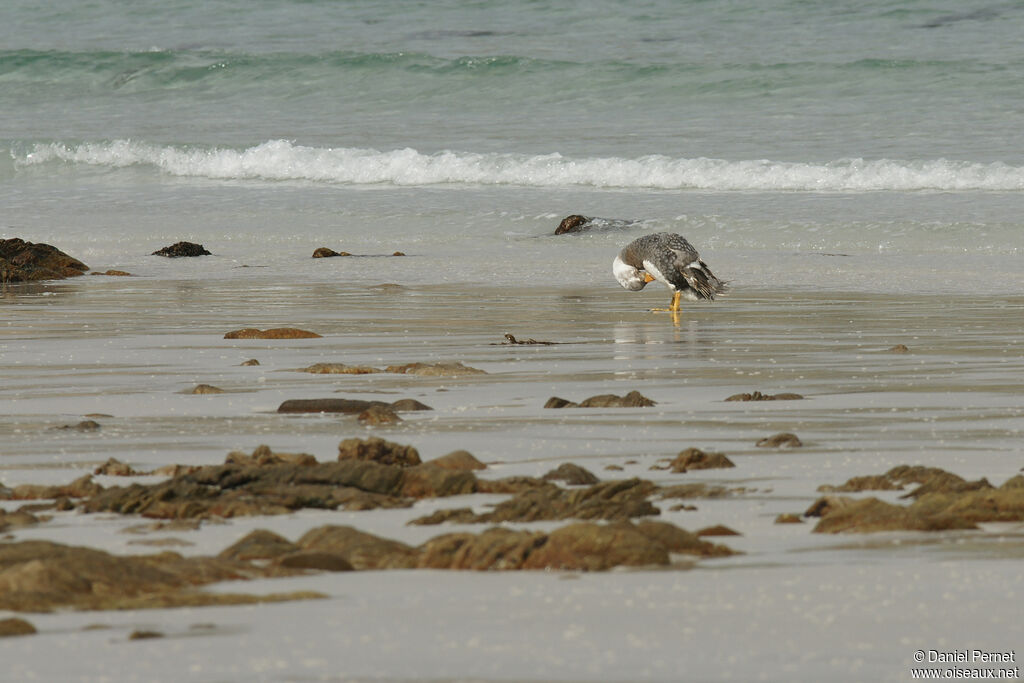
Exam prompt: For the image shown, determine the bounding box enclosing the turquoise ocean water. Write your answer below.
[2,0,1022,292]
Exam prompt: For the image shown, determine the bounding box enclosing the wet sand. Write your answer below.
[2,276,1023,681]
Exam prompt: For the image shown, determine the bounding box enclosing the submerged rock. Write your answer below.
[337,436,421,467]
[411,478,659,525]
[190,384,225,394]
[298,362,381,374]
[725,391,804,402]
[277,397,431,414]
[755,433,803,448]
[542,463,600,486]
[384,362,487,376]
[544,391,656,409]
[151,241,211,257]
[0,238,89,282]
[0,617,37,637]
[669,448,735,472]
[358,405,402,425]
[0,539,323,613]
[427,450,487,471]
[224,327,322,339]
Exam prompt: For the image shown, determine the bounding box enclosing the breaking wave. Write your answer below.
[14,139,1024,192]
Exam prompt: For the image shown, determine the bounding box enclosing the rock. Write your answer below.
[190,384,225,394]
[658,483,736,500]
[94,458,140,476]
[224,327,322,339]
[277,398,433,414]
[887,344,910,353]
[554,214,592,235]
[91,269,132,276]
[696,525,741,537]
[0,238,88,282]
[407,508,480,526]
[756,433,803,448]
[312,247,349,258]
[604,464,624,472]
[418,528,542,570]
[128,630,164,640]
[725,391,804,401]
[544,391,656,408]
[542,463,600,486]
[544,396,577,409]
[274,552,354,572]
[398,464,478,498]
[11,475,103,501]
[499,334,556,345]
[218,530,300,562]
[808,496,978,534]
[817,465,983,496]
[240,359,261,366]
[633,520,736,557]
[428,450,487,471]
[669,448,735,472]
[298,525,419,570]
[298,362,381,374]
[151,241,211,257]
[774,513,804,524]
[414,478,659,525]
[337,437,421,467]
[0,617,36,637]
[358,405,402,425]
[0,539,324,612]
[79,459,417,519]
[0,510,41,533]
[523,522,671,570]
[225,445,318,467]
[384,362,487,376]
[54,420,101,431]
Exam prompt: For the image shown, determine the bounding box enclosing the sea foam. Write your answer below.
[16,139,1024,192]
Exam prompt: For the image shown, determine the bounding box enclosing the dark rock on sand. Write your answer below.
[358,405,402,425]
[10,475,103,501]
[696,524,741,537]
[0,238,89,282]
[0,539,323,613]
[552,215,640,236]
[542,463,600,486]
[225,445,318,467]
[94,458,140,476]
[499,333,557,345]
[90,269,132,276]
[725,391,804,401]
[412,478,659,525]
[298,362,381,374]
[190,384,225,394]
[54,420,101,432]
[241,359,261,366]
[224,327,322,339]
[79,453,484,519]
[808,496,978,534]
[756,433,803,448]
[384,362,487,376]
[277,397,432,414]
[428,450,487,471]
[0,617,37,637]
[128,630,164,640]
[0,509,42,533]
[818,465,985,496]
[274,551,354,572]
[669,448,735,472]
[337,436,421,467]
[544,391,656,409]
[774,513,804,524]
[312,247,351,258]
[297,525,420,570]
[887,344,911,353]
[218,529,300,562]
[151,241,212,257]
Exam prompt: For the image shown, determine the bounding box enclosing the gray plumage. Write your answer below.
[613,232,725,304]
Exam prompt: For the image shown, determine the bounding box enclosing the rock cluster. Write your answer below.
[151,241,211,257]
[725,391,804,401]
[809,466,1024,533]
[544,391,656,408]
[0,238,89,282]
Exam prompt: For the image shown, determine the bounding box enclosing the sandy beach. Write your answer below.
[2,263,1023,681]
